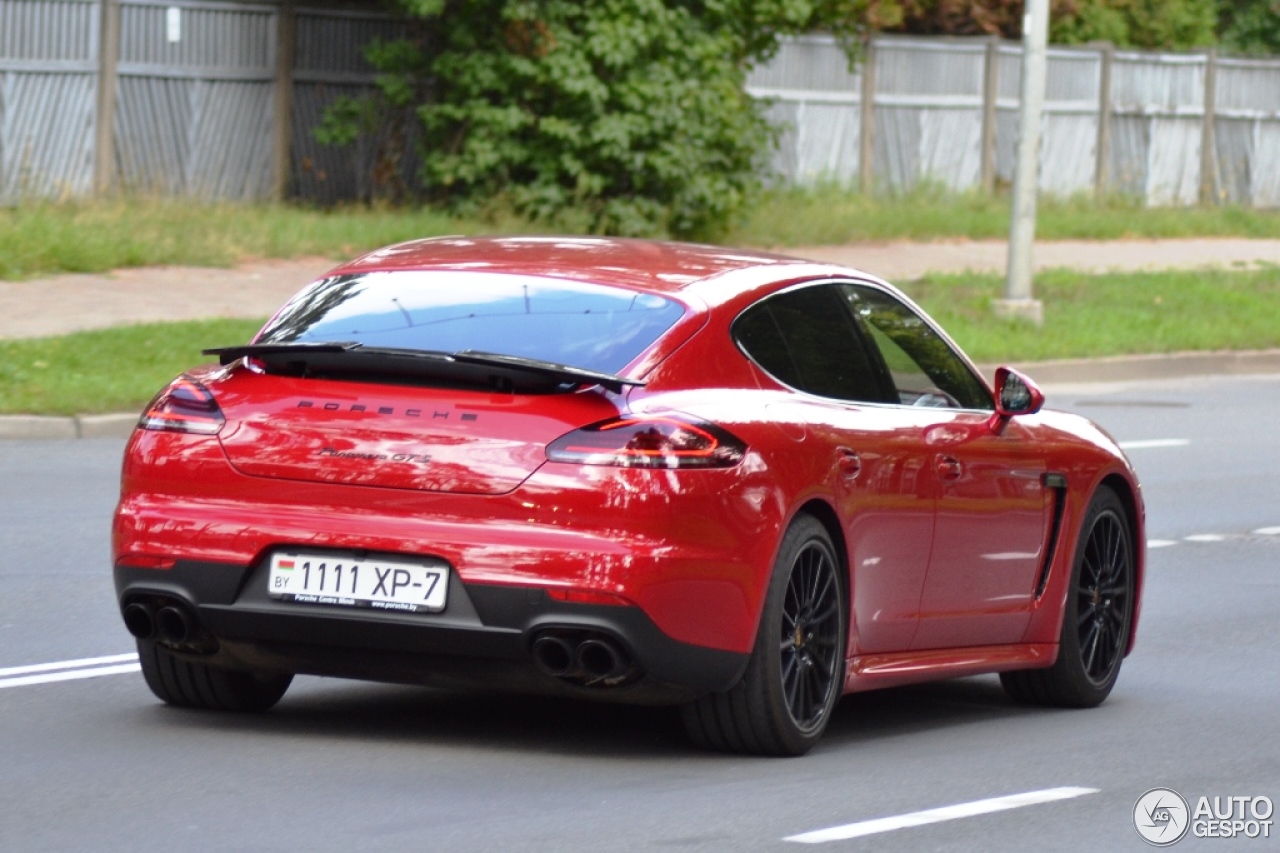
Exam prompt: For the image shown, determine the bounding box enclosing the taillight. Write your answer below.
[546,415,745,469]
[138,375,225,435]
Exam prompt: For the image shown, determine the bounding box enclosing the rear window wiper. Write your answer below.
[203,343,643,394]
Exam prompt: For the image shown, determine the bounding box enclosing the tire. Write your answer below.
[137,640,292,712]
[682,515,846,756]
[1001,486,1134,708]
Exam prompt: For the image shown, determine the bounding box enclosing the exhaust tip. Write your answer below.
[156,605,195,645]
[122,603,155,640]
[577,638,630,680]
[530,635,576,678]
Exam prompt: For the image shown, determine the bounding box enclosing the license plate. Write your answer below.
[268,553,448,613]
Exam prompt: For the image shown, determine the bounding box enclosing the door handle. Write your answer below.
[837,448,862,481]
[936,455,963,482]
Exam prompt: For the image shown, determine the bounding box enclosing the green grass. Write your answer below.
[4,191,1280,280]
[3,267,1279,415]
[903,267,1280,363]
[0,199,537,280]
[0,318,264,415]
[728,185,1280,246]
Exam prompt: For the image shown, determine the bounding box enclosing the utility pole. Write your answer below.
[996,0,1049,325]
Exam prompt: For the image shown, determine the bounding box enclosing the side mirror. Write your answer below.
[990,367,1044,432]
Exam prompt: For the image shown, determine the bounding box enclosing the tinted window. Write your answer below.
[839,284,991,410]
[255,272,686,374]
[734,285,891,403]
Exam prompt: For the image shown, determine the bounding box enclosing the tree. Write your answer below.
[321,1,888,239]
[1218,0,1280,54]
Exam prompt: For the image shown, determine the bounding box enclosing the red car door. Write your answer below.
[913,414,1050,648]
[834,282,1052,650]
[732,283,937,654]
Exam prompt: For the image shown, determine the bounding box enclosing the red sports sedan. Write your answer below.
[113,237,1144,755]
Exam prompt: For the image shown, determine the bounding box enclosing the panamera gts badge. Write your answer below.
[318,447,432,464]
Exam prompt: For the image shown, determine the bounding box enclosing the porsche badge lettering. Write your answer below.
[296,400,479,421]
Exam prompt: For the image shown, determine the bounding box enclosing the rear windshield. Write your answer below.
[255,271,687,374]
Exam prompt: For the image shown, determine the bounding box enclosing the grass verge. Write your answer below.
[728,185,1280,246]
[0,318,264,416]
[4,191,1280,280]
[2,267,1278,416]
[901,267,1280,363]
[0,200,536,280]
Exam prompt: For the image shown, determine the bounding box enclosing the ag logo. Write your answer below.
[1134,788,1190,846]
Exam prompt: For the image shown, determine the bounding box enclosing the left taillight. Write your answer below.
[546,415,745,469]
[138,375,225,435]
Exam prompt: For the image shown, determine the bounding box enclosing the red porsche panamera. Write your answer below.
[113,237,1144,755]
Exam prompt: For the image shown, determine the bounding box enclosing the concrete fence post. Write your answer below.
[859,36,876,195]
[94,0,121,195]
[1200,48,1219,206]
[1094,42,1113,198]
[272,0,297,202]
[980,35,1000,195]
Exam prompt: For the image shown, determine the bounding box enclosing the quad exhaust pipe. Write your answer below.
[121,599,203,646]
[122,602,156,640]
[530,630,634,684]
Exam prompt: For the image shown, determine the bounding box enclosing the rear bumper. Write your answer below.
[114,560,749,701]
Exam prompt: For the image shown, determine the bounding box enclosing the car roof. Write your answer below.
[331,236,818,296]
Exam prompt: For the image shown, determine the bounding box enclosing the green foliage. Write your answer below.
[323,1,881,240]
[1051,0,1219,49]
[1219,0,1280,54]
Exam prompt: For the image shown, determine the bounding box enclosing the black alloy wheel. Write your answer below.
[682,515,846,756]
[1075,507,1131,686]
[1001,487,1135,708]
[779,539,843,731]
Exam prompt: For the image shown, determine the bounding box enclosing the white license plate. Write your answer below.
[268,553,448,613]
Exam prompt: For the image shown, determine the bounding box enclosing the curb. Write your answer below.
[3,349,1279,440]
[0,413,138,440]
[981,348,1280,386]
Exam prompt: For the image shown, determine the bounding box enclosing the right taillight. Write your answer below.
[546,415,746,469]
[138,375,225,435]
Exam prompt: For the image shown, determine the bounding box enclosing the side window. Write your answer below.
[839,284,992,410]
[733,285,891,403]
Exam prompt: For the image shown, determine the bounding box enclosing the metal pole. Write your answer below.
[94,0,121,196]
[997,0,1049,325]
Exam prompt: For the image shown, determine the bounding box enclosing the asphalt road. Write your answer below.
[2,373,1278,852]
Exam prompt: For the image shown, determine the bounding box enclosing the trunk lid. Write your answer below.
[212,371,619,494]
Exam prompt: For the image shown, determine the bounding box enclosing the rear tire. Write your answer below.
[137,640,292,712]
[1001,486,1134,707]
[682,516,846,756]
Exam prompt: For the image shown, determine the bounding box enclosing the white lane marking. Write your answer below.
[1118,439,1190,450]
[784,787,1099,844]
[1254,527,1280,536]
[0,663,141,690]
[1185,534,1226,542]
[0,652,139,679]
[1147,539,1178,549]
